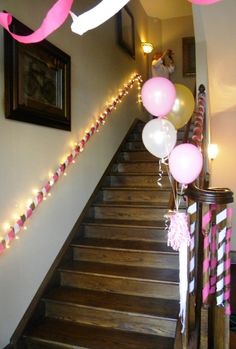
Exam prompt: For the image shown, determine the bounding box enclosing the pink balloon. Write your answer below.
[188,0,222,5]
[169,144,203,184]
[141,77,176,117]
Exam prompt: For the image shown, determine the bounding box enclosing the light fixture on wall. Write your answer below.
[141,42,154,54]
[208,143,218,160]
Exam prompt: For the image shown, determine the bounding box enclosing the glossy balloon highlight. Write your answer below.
[142,118,177,159]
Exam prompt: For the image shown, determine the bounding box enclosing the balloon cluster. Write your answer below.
[141,77,203,185]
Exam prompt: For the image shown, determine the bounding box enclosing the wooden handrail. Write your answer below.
[186,185,233,204]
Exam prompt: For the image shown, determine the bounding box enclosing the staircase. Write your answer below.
[17,120,180,349]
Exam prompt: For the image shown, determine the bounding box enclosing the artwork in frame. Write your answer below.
[4,17,71,131]
[182,37,196,77]
[117,6,135,59]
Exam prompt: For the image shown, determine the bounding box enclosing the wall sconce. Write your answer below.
[141,42,154,54]
[208,143,218,160]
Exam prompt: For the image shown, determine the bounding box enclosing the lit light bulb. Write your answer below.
[3,223,10,231]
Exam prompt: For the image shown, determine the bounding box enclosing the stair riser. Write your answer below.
[127,133,143,141]
[88,206,167,221]
[102,189,170,204]
[73,247,178,269]
[123,142,145,151]
[82,225,167,242]
[45,302,176,337]
[60,272,179,300]
[113,163,167,174]
[110,175,171,188]
[118,152,156,162]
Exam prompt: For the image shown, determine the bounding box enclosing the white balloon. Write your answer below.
[70,0,130,35]
[142,118,177,158]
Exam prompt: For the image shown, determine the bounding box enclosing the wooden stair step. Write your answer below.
[101,187,170,204]
[60,261,179,299]
[74,238,172,253]
[88,203,168,221]
[43,287,178,337]
[113,162,167,174]
[23,318,175,349]
[109,174,171,188]
[83,218,165,228]
[82,222,167,242]
[72,240,178,268]
[117,149,158,162]
[60,261,179,283]
[118,151,156,161]
[123,141,146,151]
[127,133,143,141]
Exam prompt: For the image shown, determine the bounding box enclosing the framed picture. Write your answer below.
[182,37,196,77]
[117,6,135,59]
[4,18,71,131]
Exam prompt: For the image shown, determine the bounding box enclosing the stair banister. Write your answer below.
[183,86,234,349]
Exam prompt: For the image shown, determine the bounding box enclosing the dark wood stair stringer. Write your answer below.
[11,119,180,349]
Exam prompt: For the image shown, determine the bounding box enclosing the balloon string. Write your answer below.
[157,159,164,187]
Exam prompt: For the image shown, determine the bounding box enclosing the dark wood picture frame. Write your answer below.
[4,18,71,131]
[117,6,135,59]
[182,36,196,77]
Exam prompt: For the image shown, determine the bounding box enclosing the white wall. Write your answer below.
[193,0,236,249]
[0,0,148,346]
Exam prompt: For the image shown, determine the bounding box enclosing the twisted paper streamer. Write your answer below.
[187,201,197,294]
[0,0,73,43]
[192,95,206,148]
[0,73,143,255]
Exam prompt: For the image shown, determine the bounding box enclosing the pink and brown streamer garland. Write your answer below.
[0,73,143,255]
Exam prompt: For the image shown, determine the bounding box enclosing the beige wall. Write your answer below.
[0,0,148,346]
[161,15,196,93]
[139,9,196,93]
[193,0,236,249]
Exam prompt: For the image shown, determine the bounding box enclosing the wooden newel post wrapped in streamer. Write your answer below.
[186,185,233,349]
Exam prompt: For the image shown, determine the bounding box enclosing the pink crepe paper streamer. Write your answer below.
[167,212,191,251]
[166,211,191,334]
[0,0,73,44]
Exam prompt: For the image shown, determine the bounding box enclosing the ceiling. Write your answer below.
[139,0,192,19]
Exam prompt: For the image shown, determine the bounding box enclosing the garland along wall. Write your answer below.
[0,0,148,346]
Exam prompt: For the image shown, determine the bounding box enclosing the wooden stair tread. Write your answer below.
[101,186,171,192]
[110,172,169,177]
[83,218,165,228]
[24,318,175,349]
[44,287,179,319]
[93,201,168,208]
[59,261,179,283]
[73,238,174,253]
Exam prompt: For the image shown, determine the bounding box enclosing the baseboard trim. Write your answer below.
[232,250,236,264]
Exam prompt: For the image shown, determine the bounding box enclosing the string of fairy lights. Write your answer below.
[0,73,143,255]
